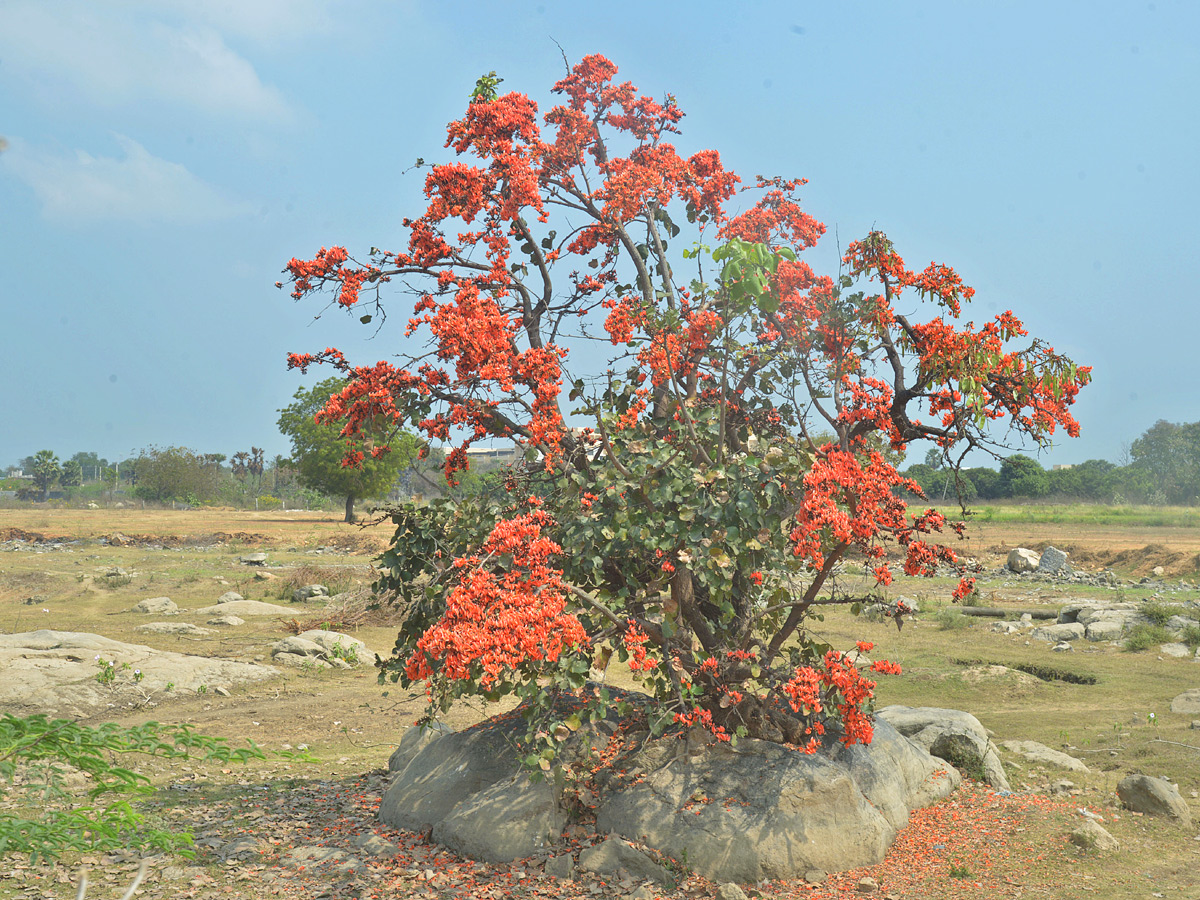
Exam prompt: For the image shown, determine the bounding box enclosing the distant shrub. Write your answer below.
[1140,601,1175,627]
[1124,623,1174,652]
[936,608,971,631]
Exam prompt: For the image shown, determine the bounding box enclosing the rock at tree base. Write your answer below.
[380,699,959,881]
[1117,774,1192,824]
[876,706,1009,790]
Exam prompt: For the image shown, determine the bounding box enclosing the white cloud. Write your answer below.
[0,2,293,122]
[4,135,254,225]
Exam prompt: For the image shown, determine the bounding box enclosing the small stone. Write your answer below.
[628,887,655,900]
[716,883,748,900]
[1070,819,1119,852]
[217,591,244,604]
[544,854,575,880]
[857,875,879,893]
[805,868,828,883]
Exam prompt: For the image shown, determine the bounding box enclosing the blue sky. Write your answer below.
[2,1,1196,470]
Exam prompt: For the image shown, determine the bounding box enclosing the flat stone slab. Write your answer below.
[1000,740,1090,773]
[0,630,279,718]
[191,599,298,616]
[1171,689,1200,715]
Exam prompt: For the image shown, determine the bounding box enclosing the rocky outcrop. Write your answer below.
[0,630,278,717]
[876,706,1009,790]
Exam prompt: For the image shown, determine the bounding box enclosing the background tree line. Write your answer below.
[903,419,1200,506]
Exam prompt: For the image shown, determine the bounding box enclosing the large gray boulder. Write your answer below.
[1117,775,1192,824]
[593,720,958,882]
[1006,548,1040,573]
[876,706,1009,790]
[1037,546,1071,575]
[379,722,523,834]
[433,773,566,863]
[192,599,297,617]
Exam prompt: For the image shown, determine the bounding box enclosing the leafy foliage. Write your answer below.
[0,714,265,861]
[29,449,61,501]
[277,377,419,522]
[287,56,1088,755]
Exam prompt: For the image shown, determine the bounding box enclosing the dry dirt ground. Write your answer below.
[3,507,1200,899]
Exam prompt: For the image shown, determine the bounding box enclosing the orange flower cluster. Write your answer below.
[404,509,587,686]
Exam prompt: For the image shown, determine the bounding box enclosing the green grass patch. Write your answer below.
[1123,623,1175,652]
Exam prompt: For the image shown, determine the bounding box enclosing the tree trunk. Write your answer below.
[344,493,356,523]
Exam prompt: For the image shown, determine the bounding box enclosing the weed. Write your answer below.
[1123,623,1174,652]
[328,641,359,665]
[935,608,971,631]
[1181,623,1200,652]
[197,684,208,694]
[1140,600,1175,627]
[949,863,973,879]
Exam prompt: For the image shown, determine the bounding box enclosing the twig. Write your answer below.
[1149,738,1200,752]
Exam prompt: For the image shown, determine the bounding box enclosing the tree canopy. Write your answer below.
[276,377,419,522]
[283,56,1089,755]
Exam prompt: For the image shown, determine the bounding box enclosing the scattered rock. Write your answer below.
[282,845,362,874]
[192,599,297,617]
[544,854,575,880]
[292,584,330,603]
[217,591,244,604]
[134,622,212,636]
[296,629,371,663]
[716,883,749,900]
[1031,622,1086,643]
[877,706,1009,790]
[220,836,265,860]
[1036,546,1071,576]
[856,875,879,893]
[1070,818,1119,852]
[577,837,673,886]
[350,834,400,857]
[804,870,828,884]
[206,615,245,626]
[1172,690,1200,715]
[273,653,333,669]
[1118,774,1192,824]
[1160,642,1192,658]
[1006,548,1040,573]
[1000,740,1090,773]
[240,552,268,566]
[1153,565,1166,578]
[131,597,178,615]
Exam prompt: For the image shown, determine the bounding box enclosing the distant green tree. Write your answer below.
[1129,420,1200,505]
[277,378,420,522]
[30,450,61,501]
[999,453,1049,498]
[69,451,109,482]
[962,466,1002,499]
[59,459,83,493]
[131,447,222,504]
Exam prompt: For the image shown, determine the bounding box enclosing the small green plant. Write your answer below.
[94,656,117,685]
[328,641,359,665]
[196,684,208,694]
[935,608,971,631]
[1181,623,1200,652]
[0,713,264,861]
[949,863,973,879]
[1123,623,1174,652]
[1140,600,1175,627]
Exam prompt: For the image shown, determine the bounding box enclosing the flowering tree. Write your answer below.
[283,56,1089,754]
